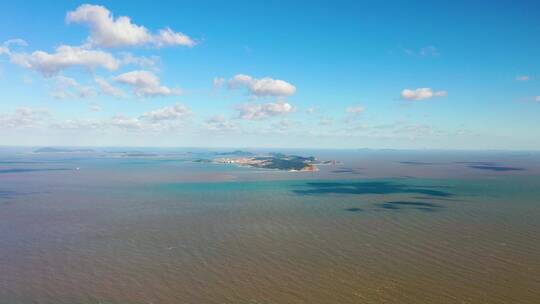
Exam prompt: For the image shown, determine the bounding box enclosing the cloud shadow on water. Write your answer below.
[467,165,524,172]
[399,161,439,165]
[0,168,70,174]
[376,201,442,212]
[293,181,452,197]
[0,190,18,199]
[331,168,363,174]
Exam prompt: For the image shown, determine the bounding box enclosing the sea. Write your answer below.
[1,147,539,303]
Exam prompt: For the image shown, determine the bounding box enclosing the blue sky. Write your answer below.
[1,0,539,149]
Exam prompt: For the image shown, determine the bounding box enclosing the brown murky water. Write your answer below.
[1,149,539,303]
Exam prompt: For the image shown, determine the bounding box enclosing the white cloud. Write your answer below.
[89,104,102,112]
[95,77,126,98]
[4,39,28,48]
[228,74,253,88]
[434,91,448,97]
[403,46,439,57]
[153,28,195,48]
[400,88,447,101]
[120,52,160,70]
[536,96,540,102]
[204,115,237,131]
[306,107,316,114]
[346,105,365,115]
[0,46,9,55]
[53,118,103,130]
[0,39,28,56]
[10,45,119,77]
[516,75,530,81]
[55,109,189,132]
[106,115,143,130]
[270,119,298,134]
[50,76,97,99]
[77,86,98,98]
[9,103,192,133]
[0,107,49,128]
[392,123,436,137]
[237,101,294,120]
[318,117,332,126]
[213,77,225,87]
[228,74,296,97]
[140,103,191,122]
[114,70,178,97]
[66,4,195,48]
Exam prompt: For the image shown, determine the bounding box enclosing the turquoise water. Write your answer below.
[1,149,539,303]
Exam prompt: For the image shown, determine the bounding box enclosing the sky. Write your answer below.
[1,0,539,149]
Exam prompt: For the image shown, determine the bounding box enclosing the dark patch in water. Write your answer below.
[332,168,362,174]
[377,201,442,212]
[413,196,461,202]
[0,161,41,164]
[399,161,438,165]
[344,207,363,212]
[468,165,524,172]
[455,161,497,166]
[0,168,70,174]
[0,190,18,199]
[294,181,452,197]
[0,189,39,200]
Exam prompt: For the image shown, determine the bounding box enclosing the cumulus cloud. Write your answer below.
[227,74,296,97]
[10,103,191,133]
[55,112,187,132]
[237,101,294,120]
[204,115,237,131]
[109,115,143,130]
[346,105,365,115]
[270,119,299,134]
[140,103,191,122]
[213,77,225,87]
[50,76,97,99]
[115,104,191,130]
[66,4,195,48]
[516,75,530,81]
[114,70,178,97]
[344,105,365,122]
[120,52,160,70]
[95,77,126,98]
[400,88,447,101]
[306,107,316,114]
[0,107,49,128]
[53,118,103,130]
[0,46,9,55]
[4,39,28,48]
[318,117,332,126]
[89,104,102,112]
[10,44,119,77]
[0,39,28,55]
[153,28,195,48]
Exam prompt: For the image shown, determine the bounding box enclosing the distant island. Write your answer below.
[34,147,95,153]
[214,152,336,172]
[214,150,254,156]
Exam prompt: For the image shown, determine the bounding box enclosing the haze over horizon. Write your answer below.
[1,1,540,149]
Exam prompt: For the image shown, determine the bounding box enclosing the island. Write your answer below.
[34,147,95,153]
[213,152,336,172]
[214,150,254,157]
